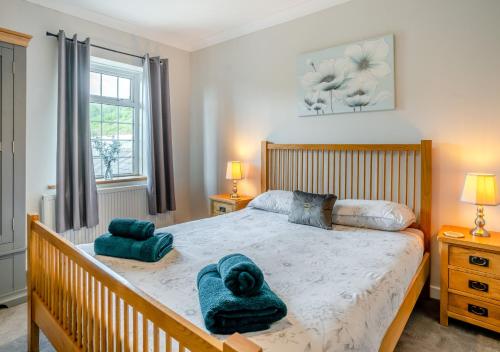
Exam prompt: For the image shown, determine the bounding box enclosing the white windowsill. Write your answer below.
[47,175,147,190]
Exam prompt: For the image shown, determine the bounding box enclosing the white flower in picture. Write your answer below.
[343,77,390,112]
[297,34,394,116]
[303,91,328,115]
[302,58,351,92]
[345,38,391,79]
[301,58,351,112]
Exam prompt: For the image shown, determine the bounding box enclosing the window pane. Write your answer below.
[93,158,103,178]
[102,74,118,98]
[111,162,119,177]
[91,141,99,158]
[89,57,142,178]
[119,107,133,123]
[90,103,101,122]
[119,158,133,174]
[90,121,101,138]
[101,123,118,138]
[90,72,101,96]
[119,140,133,158]
[118,77,131,100]
[102,104,118,122]
[119,123,133,139]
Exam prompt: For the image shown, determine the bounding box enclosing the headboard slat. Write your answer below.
[261,140,432,252]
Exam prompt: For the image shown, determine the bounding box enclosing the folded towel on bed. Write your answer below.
[94,232,173,262]
[197,264,287,334]
[217,253,264,296]
[108,218,155,240]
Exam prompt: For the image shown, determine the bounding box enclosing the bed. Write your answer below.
[27,140,432,352]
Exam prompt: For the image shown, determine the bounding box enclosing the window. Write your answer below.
[89,57,142,179]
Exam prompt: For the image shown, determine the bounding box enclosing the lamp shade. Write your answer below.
[461,173,498,206]
[226,161,242,180]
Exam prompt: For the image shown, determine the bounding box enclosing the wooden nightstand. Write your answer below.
[438,225,500,333]
[209,194,254,217]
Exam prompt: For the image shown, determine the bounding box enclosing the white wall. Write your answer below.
[189,0,500,295]
[2,0,500,297]
[0,0,192,222]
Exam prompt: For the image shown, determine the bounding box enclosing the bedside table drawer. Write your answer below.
[449,269,500,301]
[448,293,500,328]
[449,246,499,275]
[212,201,234,215]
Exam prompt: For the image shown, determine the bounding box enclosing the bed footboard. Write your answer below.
[27,214,262,352]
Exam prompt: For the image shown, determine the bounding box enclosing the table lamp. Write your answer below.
[226,161,243,199]
[461,173,498,237]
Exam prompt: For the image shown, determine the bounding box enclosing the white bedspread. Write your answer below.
[79,208,424,352]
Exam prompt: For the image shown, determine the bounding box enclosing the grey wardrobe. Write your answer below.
[0,28,29,306]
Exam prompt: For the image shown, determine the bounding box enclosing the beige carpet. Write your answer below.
[0,299,498,351]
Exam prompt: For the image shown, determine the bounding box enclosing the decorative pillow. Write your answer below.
[247,190,293,214]
[288,191,337,229]
[332,199,416,231]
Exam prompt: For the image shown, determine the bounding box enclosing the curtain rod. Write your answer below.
[46,31,145,60]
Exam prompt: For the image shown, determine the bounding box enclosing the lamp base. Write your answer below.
[470,206,490,237]
[470,227,490,237]
[230,180,239,199]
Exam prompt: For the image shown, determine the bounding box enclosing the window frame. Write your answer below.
[89,58,143,179]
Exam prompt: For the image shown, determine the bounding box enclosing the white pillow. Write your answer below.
[248,190,293,214]
[332,199,416,231]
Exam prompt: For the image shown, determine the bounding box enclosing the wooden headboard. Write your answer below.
[261,140,432,252]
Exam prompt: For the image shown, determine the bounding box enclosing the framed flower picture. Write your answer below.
[297,34,395,116]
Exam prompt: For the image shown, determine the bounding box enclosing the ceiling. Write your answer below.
[28,0,351,51]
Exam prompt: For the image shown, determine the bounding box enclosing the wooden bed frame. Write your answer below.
[27,140,431,352]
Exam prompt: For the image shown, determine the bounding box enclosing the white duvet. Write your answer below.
[79,208,424,352]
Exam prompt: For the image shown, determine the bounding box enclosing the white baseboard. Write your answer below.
[430,284,440,300]
[0,288,27,307]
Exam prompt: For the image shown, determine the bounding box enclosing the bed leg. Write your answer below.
[27,214,40,352]
[28,320,39,352]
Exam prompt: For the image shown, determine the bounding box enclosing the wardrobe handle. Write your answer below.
[468,280,489,292]
[469,255,489,267]
[468,304,488,317]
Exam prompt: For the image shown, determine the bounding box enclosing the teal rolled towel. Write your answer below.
[217,253,264,296]
[94,232,173,262]
[108,218,155,240]
[197,264,287,334]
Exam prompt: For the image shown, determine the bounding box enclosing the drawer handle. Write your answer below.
[468,280,489,292]
[218,206,226,213]
[468,304,488,317]
[469,255,489,267]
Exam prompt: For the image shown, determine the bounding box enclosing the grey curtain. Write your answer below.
[143,54,176,215]
[56,30,99,233]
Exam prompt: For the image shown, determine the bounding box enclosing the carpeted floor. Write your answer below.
[0,299,498,351]
[395,299,499,352]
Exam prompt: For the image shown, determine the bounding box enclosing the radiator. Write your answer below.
[41,185,174,244]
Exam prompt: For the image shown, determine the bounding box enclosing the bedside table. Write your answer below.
[438,225,500,333]
[209,194,254,217]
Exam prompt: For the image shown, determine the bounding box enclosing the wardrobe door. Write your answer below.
[0,28,29,307]
[0,46,14,247]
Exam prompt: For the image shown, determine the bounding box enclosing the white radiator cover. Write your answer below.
[41,185,174,244]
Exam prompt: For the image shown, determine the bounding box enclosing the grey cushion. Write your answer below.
[288,191,337,229]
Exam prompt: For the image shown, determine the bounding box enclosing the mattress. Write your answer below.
[78,208,424,352]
